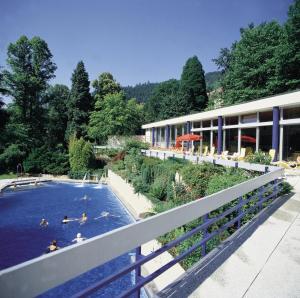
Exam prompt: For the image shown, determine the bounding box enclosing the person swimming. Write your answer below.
[61,215,78,224]
[45,240,59,253]
[94,211,120,220]
[79,212,88,224]
[40,218,49,227]
[72,233,87,243]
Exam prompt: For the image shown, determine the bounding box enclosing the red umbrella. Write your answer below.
[234,135,256,143]
[175,134,202,148]
[176,134,202,142]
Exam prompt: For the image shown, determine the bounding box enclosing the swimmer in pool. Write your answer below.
[72,233,87,243]
[79,212,88,224]
[61,215,78,224]
[46,240,60,253]
[40,218,49,227]
[94,211,120,220]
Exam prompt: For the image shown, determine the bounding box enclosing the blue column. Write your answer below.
[187,121,191,149]
[152,127,155,147]
[166,125,170,148]
[272,107,280,161]
[217,116,223,155]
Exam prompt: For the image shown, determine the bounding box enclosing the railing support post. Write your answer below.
[237,196,243,228]
[133,246,142,298]
[202,214,208,256]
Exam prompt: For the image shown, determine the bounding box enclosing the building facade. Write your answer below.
[142,90,300,161]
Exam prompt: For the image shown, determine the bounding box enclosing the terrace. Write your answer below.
[1,149,299,298]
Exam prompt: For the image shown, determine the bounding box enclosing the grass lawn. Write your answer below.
[0,173,17,180]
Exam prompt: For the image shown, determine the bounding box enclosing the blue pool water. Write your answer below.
[0,182,136,297]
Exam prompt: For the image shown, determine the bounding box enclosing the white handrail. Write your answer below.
[0,168,283,298]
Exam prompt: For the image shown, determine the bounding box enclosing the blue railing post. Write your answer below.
[133,246,142,298]
[258,186,264,211]
[272,106,280,162]
[237,196,243,228]
[201,214,208,256]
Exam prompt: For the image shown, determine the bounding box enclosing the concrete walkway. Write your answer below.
[158,175,300,298]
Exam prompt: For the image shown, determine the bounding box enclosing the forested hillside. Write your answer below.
[123,82,159,103]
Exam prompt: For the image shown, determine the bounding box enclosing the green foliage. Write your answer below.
[88,92,143,142]
[180,56,208,111]
[123,82,159,103]
[0,144,26,173]
[23,145,69,175]
[68,135,93,172]
[66,61,92,139]
[181,162,223,197]
[44,84,70,147]
[68,170,87,180]
[245,150,271,165]
[280,181,293,195]
[92,72,121,101]
[205,71,222,92]
[124,138,149,153]
[205,169,250,196]
[3,35,56,149]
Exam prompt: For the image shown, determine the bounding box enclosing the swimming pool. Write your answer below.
[0,182,137,297]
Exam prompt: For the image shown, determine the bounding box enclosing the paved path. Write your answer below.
[158,175,300,298]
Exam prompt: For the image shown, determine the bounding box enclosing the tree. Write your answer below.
[66,61,92,140]
[144,79,189,122]
[92,72,121,101]
[220,22,285,105]
[3,36,56,147]
[180,56,208,111]
[69,135,93,172]
[88,92,143,143]
[123,82,159,103]
[278,0,300,89]
[44,84,70,147]
[0,69,8,136]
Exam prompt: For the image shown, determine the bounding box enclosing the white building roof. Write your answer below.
[142,90,300,129]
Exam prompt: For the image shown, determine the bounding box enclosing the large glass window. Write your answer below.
[283,107,300,120]
[241,128,256,153]
[170,125,176,147]
[212,119,218,127]
[202,131,210,149]
[259,111,273,122]
[156,128,161,147]
[259,126,272,153]
[193,121,201,129]
[241,113,257,124]
[225,116,238,126]
[225,129,238,154]
[283,125,300,161]
[176,124,183,137]
[212,131,218,149]
[161,127,165,147]
[202,120,211,128]
[193,132,201,152]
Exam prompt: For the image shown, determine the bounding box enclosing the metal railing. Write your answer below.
[0,165,284,298]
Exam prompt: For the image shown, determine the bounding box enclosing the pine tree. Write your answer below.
[180,56,208,111]
[66,61,92,140]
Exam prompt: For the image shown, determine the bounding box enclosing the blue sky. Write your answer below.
[0,0,293,87]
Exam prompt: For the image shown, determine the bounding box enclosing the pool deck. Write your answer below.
[157,175,300,298]
[0,177,52,192]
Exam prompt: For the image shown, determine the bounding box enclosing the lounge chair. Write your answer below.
[230,148,246,161]
[208,146,215,157]
[269,149,276,162]
[202,145,208,157]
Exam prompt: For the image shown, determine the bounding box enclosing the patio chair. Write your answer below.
[268,149,277,163]
[220,150,229,160]
[238,148,247,161]
[208,146,215,157]
[202,145,208,156]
